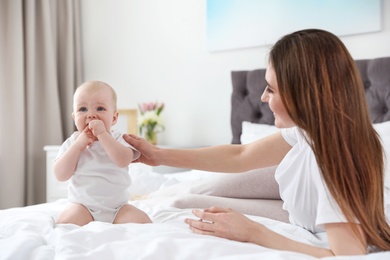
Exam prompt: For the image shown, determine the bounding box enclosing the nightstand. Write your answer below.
[44,145,67,202]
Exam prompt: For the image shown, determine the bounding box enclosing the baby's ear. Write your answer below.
[112,111,119,125]
[72,113,75,120]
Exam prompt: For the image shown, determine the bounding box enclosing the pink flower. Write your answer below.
[138,101,164,115]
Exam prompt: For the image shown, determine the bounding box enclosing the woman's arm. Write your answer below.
[325,222,366,255]
[123,131,291,173]
[185,207,366,257]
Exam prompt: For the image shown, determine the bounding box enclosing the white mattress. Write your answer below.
[1,165,389,259]
[0,201,389,259]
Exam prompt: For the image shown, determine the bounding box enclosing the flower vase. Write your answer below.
[146,130,157,145]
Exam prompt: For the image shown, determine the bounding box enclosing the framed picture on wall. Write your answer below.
[116,109,138,135]
[206,0,381,52]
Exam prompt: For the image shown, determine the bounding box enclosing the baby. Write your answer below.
[54,80,152,226]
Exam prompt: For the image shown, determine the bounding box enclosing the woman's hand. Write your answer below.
[184,207,261,243]
[186,207,363,257]
[123,134,161,166]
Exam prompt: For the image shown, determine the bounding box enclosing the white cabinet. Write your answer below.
[44,145,68,202]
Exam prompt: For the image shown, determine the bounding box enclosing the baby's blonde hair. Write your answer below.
[73,80,117,111]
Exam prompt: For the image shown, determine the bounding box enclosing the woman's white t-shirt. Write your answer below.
[276,127,348,233]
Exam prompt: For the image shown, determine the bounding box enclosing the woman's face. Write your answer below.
[261,64,295,128]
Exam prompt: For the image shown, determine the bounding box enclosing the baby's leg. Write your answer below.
[114,204,152,224]
[56,202,93,226]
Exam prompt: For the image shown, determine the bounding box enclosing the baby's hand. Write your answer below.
[75,127,96,150]
[88,120,106,137]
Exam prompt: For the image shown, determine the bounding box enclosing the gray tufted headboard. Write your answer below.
[231,56,390,144]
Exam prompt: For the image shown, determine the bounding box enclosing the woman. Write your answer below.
[124,29,390,257]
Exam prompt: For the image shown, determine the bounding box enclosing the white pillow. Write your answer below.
[374,121,390,188]
[374,121,390,139]
[240,121,280,144]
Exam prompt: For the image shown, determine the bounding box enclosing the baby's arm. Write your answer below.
[88,120,134,167]
[54,127,96,181]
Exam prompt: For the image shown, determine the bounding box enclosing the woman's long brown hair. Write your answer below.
[269,29,390,250]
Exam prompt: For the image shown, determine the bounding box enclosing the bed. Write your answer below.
[1,57,390,260]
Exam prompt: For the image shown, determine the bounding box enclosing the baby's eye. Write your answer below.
[78,107,87,112]
[97,106,106,111]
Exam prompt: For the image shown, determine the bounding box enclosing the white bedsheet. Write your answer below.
[1,199,389,260]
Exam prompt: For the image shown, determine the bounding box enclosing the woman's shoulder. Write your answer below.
[281,127,301,145]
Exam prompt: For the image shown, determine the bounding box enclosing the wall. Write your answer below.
[80,0,390,147]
